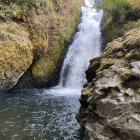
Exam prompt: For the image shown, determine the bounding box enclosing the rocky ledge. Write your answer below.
[76,28,140,140]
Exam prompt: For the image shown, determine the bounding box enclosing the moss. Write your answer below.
[32,58,56,84]
[29,26,48,60]
[0,0,57,22]
[83,82,90,88]
[59,2,81,49]
[31,0,82,84]
[101,18,120,45]
[122,19,140,33]
[86,57,101,82]
[97,59,116,72]
[0,22,33,92]
[0,0,83,91]
[32,16,81,83]
[46,0,54,11]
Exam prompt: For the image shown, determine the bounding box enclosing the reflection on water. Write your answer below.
[0,88,83,140]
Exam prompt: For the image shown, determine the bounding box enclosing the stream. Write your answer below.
[0,0,102,139]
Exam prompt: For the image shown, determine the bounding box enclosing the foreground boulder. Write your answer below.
[76,28,140,140]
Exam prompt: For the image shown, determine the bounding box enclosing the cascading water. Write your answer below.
[59,0,103,89]
[0,0,103,139]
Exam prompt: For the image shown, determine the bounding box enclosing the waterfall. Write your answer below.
[0,1,103,139]
[58,0,103,89]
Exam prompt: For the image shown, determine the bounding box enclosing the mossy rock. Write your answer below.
[0,0,83,91]
[31,0,82,85]
[32,58,56,84]
[0,22,33,93]
[86,28,140,84]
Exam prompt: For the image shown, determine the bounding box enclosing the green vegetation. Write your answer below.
[0,0,82,87]
[60,3,81,51]
[55,3,81,67]
[31,3,81,84]
[97,0,131,24]
[46,0,54,11]
[96,0,140,44]
[0,0,54,21]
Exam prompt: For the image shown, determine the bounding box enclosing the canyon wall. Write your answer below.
[77,1,140,139]
[77,28,140,140]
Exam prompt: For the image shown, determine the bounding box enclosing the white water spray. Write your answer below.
[58,0,103,89]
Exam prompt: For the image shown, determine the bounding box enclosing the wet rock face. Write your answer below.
[77,28,140,140]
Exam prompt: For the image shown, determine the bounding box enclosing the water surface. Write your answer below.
[0,88,82,140]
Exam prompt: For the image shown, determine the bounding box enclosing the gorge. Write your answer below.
[0,0,140,140]
[0,0,103,139]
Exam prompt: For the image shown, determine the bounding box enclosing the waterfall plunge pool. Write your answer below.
[0,88,83,140]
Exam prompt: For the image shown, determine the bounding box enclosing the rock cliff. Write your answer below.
[76,28,140,140]
[0,0,82,93]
